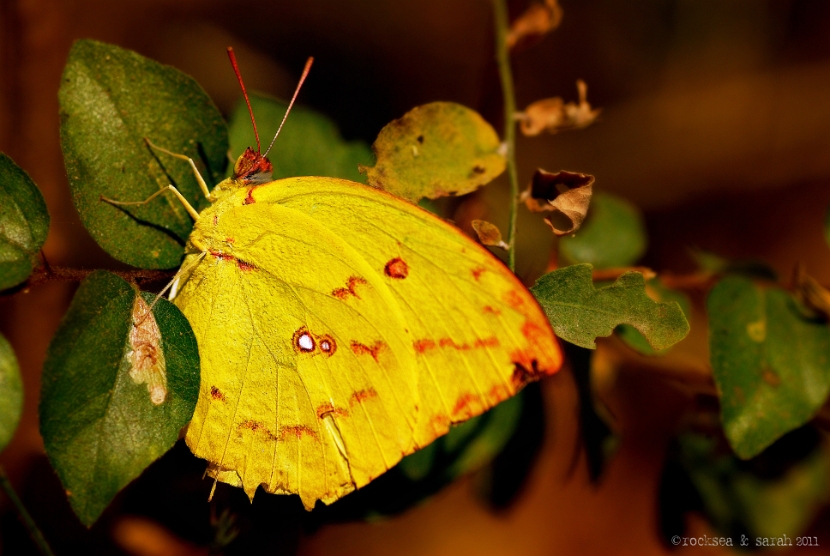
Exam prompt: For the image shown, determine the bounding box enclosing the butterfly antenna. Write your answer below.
[263,57,314,157]
[227,47,261,154]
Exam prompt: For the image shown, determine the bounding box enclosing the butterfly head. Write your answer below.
[233,147,273,184]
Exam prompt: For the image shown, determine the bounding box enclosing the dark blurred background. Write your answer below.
[2,0,830,554]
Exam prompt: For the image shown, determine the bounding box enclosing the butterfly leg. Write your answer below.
[101,184,201,221]
[144,137,213,201]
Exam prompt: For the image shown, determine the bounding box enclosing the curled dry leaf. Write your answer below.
[506,0,563,52]
[128,296,168,405]
[521,169,594,236]
[518,80,601,136]
[793,263,830,320]
[471,220,509,250]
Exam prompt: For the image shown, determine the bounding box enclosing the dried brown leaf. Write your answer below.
[471,220,509,250]
[507,0,563,52]
[518,80,601,136]
[521,169,594,236]
[793,263,830,320]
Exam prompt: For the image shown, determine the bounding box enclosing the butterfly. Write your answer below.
[126,49,563,510]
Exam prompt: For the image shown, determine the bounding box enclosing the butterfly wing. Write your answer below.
[236,177,562,449]
[176,201,419,509]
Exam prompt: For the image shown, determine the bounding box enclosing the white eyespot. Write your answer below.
[320,340,331,352]
[298,333,314,351]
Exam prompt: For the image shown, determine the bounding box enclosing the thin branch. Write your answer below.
[492,0,520,272]
[0,465,55,556]
[4,265,174,294]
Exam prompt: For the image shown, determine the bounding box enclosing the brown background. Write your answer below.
[2,0,830,554]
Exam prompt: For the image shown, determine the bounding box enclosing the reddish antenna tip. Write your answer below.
[227,47,261,154]
[262,57,314,157]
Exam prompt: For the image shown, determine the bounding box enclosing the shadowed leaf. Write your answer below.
[0,333,23,453]
[40,271,199,525]
[361,102,505,202]
[518,80,600,136]
[228,93,372,183]
[708,277,830,459]
[60,40,227,269]
[521,169,593,236]
[560,192,646,268]
[0,153,49,290]
[531,264,689,349]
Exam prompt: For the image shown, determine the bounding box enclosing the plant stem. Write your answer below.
[0,465,55,556]
[492,0,520,272]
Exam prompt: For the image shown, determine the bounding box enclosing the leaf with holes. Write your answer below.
[0,153,49,290]
[60,39,227,269]
[40,270,199,525]
[360,102,506,202]
[0,333,23,453]
[531,263,689,349]
[708,276,830,459]
[228,93,372,183]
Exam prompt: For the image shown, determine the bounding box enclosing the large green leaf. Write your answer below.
[0,333,23,453]
[60,40,227,269]
[531,263,689,349]
[228,94,372,183]
[0,153,49,290]
[361,102,506,202]
[40,271,199,525]
[708,277,830,459]
[560,192,646,269]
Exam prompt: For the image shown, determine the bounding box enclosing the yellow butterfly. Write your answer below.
[120,50,563,510]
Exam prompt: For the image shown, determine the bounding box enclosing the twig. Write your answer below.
[492,0,520,272]
[0,465,55,556]
[8,265,174,293]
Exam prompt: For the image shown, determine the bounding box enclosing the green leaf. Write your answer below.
[361,102,506,202]
[0,153,49,290]
[560,193,646,268]
[708,277,830,459]
[531,263,690,349]
[40,270,199,525]
[60,40,227,269]
[0,333,23,453]
[616,279,692,355]
[228,93,372,183]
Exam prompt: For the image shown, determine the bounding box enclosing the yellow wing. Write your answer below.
[175,176,562,509]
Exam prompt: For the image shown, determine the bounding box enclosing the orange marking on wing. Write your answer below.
[350,388,378,406]
[521,320,549,344]
[471,266,486,281]
[439,337,466,350]
[384,257,409,279]
[210,250,234,262]
[237,259,257,271]
[413,339,436,353]
[332,276,368,300]
[279,425,318,441]
[210,386,226,402]
[488,383,511,403]
[212,214,219,226]
[350,340,386,362]
[225,237,235,244]
[430,413,451,430]
[504,290,528,310]
[316,403,349,419]
[482,305,502,316]
[474,336,500,348]
[243,186,259,205]
[240,420,278,441]
[452,392,480,417]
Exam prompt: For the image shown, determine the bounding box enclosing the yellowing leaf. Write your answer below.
[0,333,23,453]
[361,102,506,202]
[518,80,600,136]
